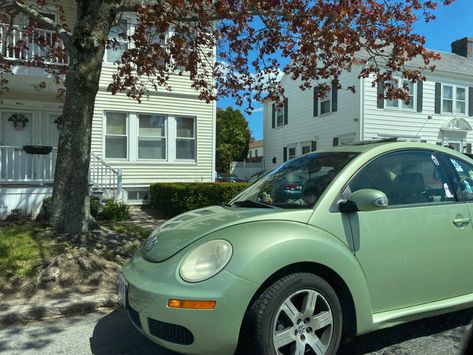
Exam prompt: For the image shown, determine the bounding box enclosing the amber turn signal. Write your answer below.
[168,299,216,310]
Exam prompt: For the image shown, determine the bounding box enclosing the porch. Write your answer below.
[0,145,123,219]
[0,145,57,185]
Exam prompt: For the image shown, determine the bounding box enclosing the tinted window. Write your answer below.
[348,150,455,206]
[232,152,358,209]
[444,155,473,201]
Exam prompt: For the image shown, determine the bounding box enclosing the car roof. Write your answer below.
[315,141,473,162]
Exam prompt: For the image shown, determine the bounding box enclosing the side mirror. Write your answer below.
[339,189,389,212]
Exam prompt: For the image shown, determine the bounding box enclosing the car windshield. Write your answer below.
[230,152,358,209]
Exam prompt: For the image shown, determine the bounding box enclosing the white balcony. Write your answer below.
[0,24,68,65]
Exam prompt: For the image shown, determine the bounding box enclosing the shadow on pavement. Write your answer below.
[89,306,473,355]
[339,307,473,354]
[89,307,178,355]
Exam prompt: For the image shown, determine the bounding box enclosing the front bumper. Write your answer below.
[121,254,259,355]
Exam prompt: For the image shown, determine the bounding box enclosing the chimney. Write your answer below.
[451,37,473,58]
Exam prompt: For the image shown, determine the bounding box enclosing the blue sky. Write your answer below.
[217,0,473,140]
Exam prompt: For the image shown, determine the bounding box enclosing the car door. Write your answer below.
[345,149,473,313]
[441,153,473,228]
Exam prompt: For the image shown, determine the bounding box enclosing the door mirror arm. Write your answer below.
[338,200,358,213]
[340,189,389,212]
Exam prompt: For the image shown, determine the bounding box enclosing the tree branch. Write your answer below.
[4,0,72,50]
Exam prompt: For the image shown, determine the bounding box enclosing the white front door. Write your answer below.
[1,112,33,147]
[45,113,60,147]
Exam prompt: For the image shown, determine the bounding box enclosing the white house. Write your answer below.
[264,37,473,169]
[0,1,216,219]
[247,140,263,162]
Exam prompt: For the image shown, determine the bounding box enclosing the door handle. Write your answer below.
[453,217,471,227]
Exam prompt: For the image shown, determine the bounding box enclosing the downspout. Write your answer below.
[359,76,364,141]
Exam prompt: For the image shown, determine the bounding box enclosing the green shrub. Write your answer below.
[150,182,249,217]
[38,196,101,220]
[89,196,100,218]
[101,200,129,221]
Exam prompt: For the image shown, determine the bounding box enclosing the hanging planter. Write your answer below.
[23,145,53,155]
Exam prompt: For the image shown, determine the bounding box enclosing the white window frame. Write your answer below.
[442,83,468,116]
[106,14,135,63]
[104,112,128,160]
[276,106,284,127]
[137,114,167,161]
[301,142,311,155]
[287,144,297,160]
[104,111,200,163]
[175,116,197,161]
[385,78,416,111]
[320,89,331,115]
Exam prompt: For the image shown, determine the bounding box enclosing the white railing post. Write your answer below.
[0,146,56,184]
[88,153,123,202]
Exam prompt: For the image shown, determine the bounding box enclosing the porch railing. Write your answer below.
[89,153,123,201]
[0,147,123,202]
[0,24,69,65]
[0,145,57,183]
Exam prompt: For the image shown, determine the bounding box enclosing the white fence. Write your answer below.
[230,160,265,180]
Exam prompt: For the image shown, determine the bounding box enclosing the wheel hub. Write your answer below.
[273,289,334,355]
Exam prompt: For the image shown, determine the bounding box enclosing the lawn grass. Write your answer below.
[0,223,64,289]
[99,221,152,240]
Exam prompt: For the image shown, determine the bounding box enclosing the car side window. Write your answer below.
[347,150,456,206]
[444,155,473,201]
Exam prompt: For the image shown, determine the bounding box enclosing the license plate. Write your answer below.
[118,274,128,307]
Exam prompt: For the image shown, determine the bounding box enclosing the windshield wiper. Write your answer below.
[231,200,278,208]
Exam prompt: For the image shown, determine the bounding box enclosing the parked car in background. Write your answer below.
[215,173,246,183]
[120,142,473,355]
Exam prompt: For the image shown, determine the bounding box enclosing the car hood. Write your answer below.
[142,205,312,262]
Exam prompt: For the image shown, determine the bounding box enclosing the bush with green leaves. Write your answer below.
[39,196,101,220]
[101,200,129,221]
[150,182,249,217]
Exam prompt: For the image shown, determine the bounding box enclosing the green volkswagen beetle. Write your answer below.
[119,142,473,355]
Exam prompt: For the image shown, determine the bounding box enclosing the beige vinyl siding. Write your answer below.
[264,71,361,169]
[91,88,214,187]
[361,72,473,144]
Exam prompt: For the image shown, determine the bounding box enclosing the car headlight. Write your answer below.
[179,240,233,282]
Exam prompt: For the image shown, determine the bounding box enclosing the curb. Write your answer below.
[0,293,120,325]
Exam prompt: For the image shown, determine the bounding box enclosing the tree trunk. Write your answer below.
[50,2,117,234]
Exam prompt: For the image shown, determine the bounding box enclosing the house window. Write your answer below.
[442,84,467,115]
[276,106,284,126]
[443,85,453,113]
[107,19,128,63]
[176,116,196,160]
[288,146,297,160]
[301,143,311,155]
[105,112,127,159]
[320,91,331,115]
[456,87,466,114]
[386,79,415,110]
[138,114,166,160]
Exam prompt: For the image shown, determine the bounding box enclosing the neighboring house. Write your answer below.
[264,37,473,169]
[0,1,215,219]
[247,139,264,162]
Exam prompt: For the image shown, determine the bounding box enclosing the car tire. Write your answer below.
[246,272,343,355]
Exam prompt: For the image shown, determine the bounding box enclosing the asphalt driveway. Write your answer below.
[0,307,471,354]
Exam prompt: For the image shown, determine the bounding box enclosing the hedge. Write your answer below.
[150,182,249,217]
